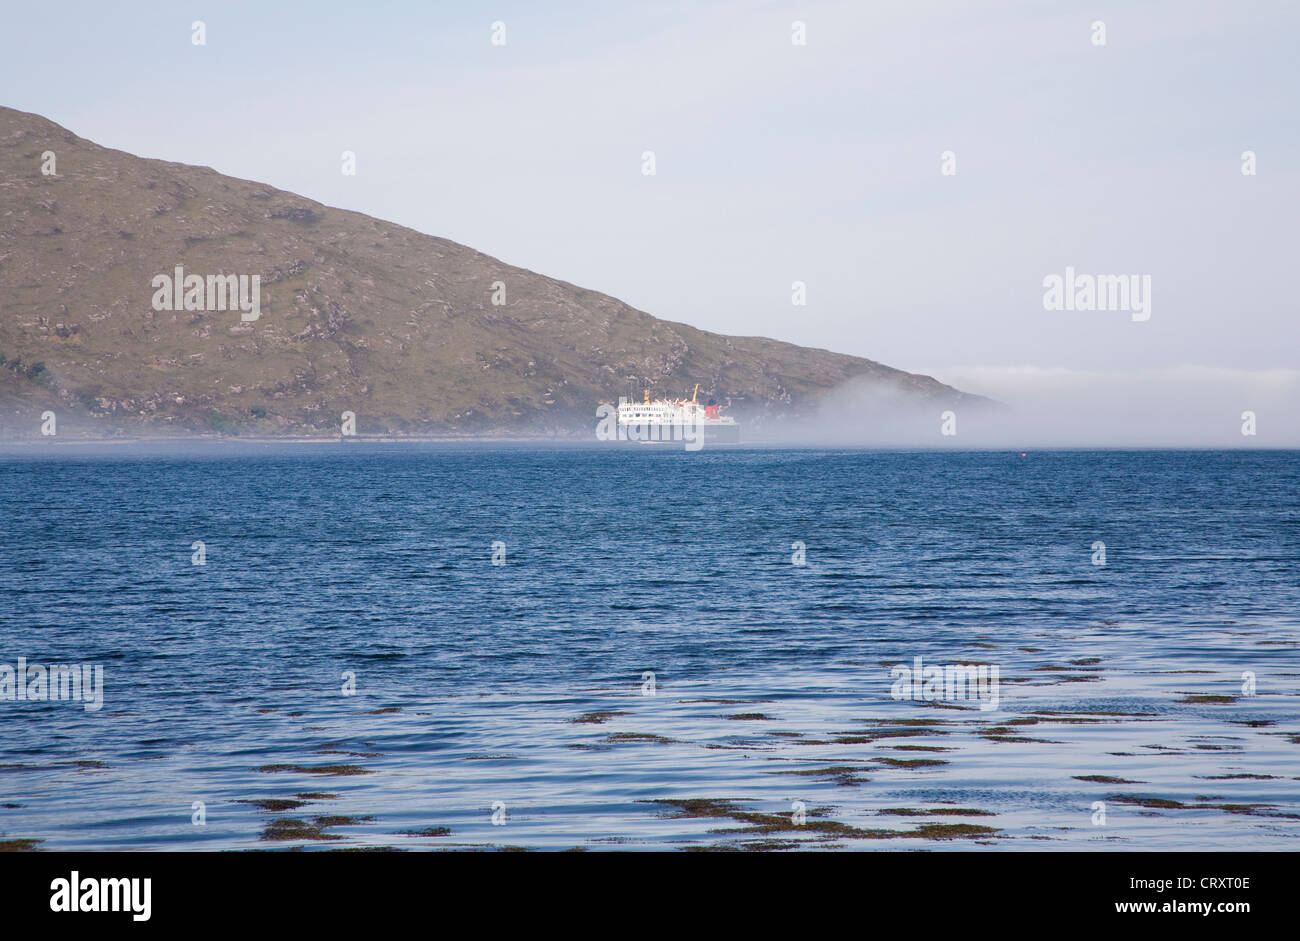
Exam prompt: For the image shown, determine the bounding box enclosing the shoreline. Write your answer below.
[0,436,1294,454]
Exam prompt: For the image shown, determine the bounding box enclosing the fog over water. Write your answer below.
[751,367,1300,449]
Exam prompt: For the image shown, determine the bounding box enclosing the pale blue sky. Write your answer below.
[3,0,1297,410]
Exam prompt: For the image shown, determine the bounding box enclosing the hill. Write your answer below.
[0,106,987,438]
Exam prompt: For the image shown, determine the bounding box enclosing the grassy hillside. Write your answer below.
[0,105,987,437]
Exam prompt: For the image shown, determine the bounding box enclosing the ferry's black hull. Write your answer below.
[611,423,741,446]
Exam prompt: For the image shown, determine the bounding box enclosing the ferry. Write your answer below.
[616,385,740,444]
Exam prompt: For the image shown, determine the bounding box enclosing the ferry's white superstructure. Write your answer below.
[615,385,739,443]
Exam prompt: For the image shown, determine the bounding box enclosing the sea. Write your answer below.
[1,444,1297,851]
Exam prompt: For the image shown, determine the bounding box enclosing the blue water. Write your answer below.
[1,445,1298,850]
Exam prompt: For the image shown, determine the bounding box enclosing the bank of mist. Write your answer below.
[750,367,1300,449]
